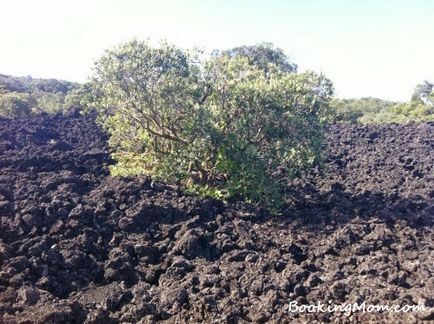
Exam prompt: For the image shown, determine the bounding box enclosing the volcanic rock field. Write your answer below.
[0,110,433,323]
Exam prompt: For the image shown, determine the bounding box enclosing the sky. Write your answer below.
[1,0,433,101]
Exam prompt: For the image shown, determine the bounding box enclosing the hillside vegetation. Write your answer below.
[330,81,434,124]
[0,73,84,117]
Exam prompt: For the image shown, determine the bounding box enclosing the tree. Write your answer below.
[411,81,433,104]
[88,40,333,209]
[29,78,78,94]
[0,74,28,93]
[0,92,36,118]
[222,42,297,73]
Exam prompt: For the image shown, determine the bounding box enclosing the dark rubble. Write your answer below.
[0,111,433,323]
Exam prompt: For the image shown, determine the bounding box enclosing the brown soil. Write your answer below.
[0,110,433,323]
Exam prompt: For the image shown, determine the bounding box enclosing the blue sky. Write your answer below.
[1,0,433,101]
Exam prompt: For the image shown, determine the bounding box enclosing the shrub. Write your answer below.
[88,40,333,209]
[0,92,36,118]
[31,92,65,114]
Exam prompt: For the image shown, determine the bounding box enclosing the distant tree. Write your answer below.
[222,42,297,73]
[356,83,434,124]
[0,74,28,93]
[29,78,79,94]
[0,92,36,118]
[330,97,397,123]
[0,73,83,114]
[411,81,434,106]
[359,101,434,124]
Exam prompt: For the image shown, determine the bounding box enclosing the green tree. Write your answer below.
[411,80,433,104]
[222,42,297,73]
[88,40,333,209]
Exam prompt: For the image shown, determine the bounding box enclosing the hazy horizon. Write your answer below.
[1,0,433,101]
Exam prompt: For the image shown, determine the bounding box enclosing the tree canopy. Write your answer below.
[222,42,297,73]
[88,40,333,209]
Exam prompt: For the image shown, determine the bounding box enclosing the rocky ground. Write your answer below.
[0,110,433,323]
